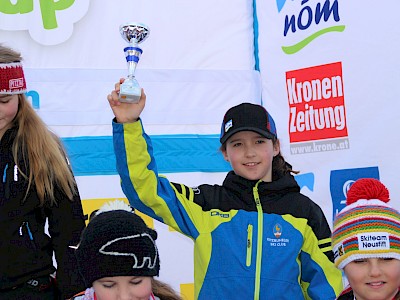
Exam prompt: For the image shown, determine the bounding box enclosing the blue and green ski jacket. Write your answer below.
[112,120,343,300]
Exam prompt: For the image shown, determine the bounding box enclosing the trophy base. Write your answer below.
[119,78,141,103]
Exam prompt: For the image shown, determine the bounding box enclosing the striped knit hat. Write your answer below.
[332,178,400,269]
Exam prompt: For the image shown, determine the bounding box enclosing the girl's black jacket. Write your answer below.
[0,127,86,299]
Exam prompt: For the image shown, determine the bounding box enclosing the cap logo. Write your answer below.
[224,119,233,133]
[99,233,158,270]
[358,232,390,251]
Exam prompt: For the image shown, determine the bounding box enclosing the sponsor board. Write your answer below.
[0,0,90,45]
[276,0,345,54]
[287,62,349,154]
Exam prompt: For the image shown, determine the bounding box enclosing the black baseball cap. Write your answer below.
[220,102,277,144]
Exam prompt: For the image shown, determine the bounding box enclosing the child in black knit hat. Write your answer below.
[70,200,182,300]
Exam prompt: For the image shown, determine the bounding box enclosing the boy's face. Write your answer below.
[222,130,279,182]
[344,258,400,300]
[93,276,152,300]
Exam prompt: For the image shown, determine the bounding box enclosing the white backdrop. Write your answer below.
[255,0,400,223]
[1,0,399,298]
[1,1,256,298]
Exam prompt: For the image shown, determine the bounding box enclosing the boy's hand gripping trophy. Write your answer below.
[119,23,150,103]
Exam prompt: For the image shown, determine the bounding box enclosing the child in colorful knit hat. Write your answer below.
[70,200,182,300]
[332,178,400,300]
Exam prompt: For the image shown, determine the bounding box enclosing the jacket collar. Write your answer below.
[222,171,300,204]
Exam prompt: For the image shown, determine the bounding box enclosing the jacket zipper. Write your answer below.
[253,183,263,300]
[246,224,253,267]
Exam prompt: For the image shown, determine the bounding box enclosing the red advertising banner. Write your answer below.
[286,62,348,143]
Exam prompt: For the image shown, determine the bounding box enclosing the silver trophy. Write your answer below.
[119,22,150,103]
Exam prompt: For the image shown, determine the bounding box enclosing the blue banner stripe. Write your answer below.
[62,135,231,176]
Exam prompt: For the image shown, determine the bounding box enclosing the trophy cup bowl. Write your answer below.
[119,23,150,103]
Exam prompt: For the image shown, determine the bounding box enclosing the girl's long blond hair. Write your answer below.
[1,45,77,205]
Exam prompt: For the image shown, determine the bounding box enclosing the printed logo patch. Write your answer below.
[9,78,24,89]
[210,210,230,218]
[224,119,233,133]
[334,244,345,259]
[273,223,282,238]
[267,223,289,247]
[358,233,390,251]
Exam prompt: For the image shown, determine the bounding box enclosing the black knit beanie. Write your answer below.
[75,200,160,287]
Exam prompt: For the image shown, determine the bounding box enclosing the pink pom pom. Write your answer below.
[346,178,390,205]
